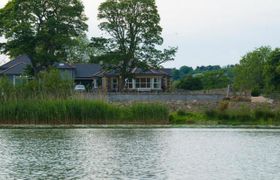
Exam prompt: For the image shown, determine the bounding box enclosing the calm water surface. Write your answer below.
[0,128,279,179]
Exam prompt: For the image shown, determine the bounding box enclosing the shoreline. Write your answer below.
[0,124,280,129]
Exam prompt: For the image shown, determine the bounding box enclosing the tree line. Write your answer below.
[173,46,280,96]
[172,65,235,91]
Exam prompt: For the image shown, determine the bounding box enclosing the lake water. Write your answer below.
[0,129,279,179]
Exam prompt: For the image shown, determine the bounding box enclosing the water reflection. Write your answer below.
[0,129,279,179]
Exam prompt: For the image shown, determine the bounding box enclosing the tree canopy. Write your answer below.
[234,46,272,92]
[264,48,280,92]
[93,0,177,81]
[0,0,88,73]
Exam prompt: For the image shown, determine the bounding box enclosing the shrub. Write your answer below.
[251,87,261,97]
[0,69,73,101]
[176,75,203,90]
[177,109,187,116]
[218,101,229,112]
[169,114,187,124]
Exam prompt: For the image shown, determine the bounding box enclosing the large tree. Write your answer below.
[66,35,95,64]
[94,0,177,85]
[234,46,272,92]
[264,48,280,92]
[0,0,88,73]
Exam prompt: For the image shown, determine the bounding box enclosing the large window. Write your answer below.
[126,79,133,89]
[153,78,161,89]
[111,78,118,90]
[136,78,151,88]
[14,75,28,86]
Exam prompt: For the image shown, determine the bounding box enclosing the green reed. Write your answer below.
[0,100,169,124]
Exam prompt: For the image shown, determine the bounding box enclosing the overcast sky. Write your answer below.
[1,0,280,68]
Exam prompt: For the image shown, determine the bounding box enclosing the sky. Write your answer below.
[1,0,280,68]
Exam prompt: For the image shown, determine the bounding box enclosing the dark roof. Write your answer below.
[100,67,171,77]
[131,68,170,76]
[0,55,31,75]
[0,63,29,75]
[0,55,172,78]
[74,64,102,78]
[0,55,31,70]
[53,62,75,69]
[162,68,173,76]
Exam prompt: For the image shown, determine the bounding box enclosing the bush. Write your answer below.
[169,114,187,124]
[218,101,229,112]
[0,69,73,101]
[176,75,203,90]
[251,87,261,97]
[177,109,188,116]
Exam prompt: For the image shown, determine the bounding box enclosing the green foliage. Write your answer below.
[171,66,193,80]
[66,35,95,64]
[218,101,229,112]
[94,0,177,82]
[200,70,231,90]
[169,111,205,124]
[251,87,261,97]
[169,114,187,124]
[0,100,169,124]
[0,0,88,72]
[129,103,169,123]
[0,76,14,101]
[0,69,73,101]
[233,46,280,94]
[205,104,280,124]
[176,75,203,90]
[234,46,272,92]
[177,109,188,116]
[173,65,234,90]
[194,65,221,74]
[254,107,275,120]
[264,48,280,92]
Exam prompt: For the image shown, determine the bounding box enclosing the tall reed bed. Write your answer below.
[0,100,169,124]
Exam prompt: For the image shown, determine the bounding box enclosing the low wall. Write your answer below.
[107,94,225,102]
[77,93,226,103]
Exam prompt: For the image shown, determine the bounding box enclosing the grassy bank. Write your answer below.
[169,103,280,126]
[0,100,169,125]
[0,99,279,126]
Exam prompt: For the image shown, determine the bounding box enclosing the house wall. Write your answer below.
[59,69,74,80]
[0,75,28,86]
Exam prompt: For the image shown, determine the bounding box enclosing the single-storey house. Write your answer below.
[0,55,172,92]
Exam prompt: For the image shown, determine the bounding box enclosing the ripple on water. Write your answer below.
[0,129,279,179]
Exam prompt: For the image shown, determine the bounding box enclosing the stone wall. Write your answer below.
[107,94,224,102]
[77,92,226,103]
